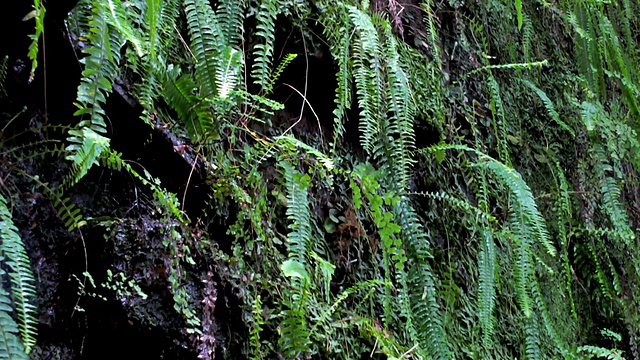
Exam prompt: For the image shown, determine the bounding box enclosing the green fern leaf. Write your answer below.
[0,289,28,360]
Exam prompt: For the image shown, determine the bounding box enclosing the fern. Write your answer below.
[67,1,125,186]
[216,46,243,99]
[266,53,297,96]
[251,0,278,92]
[0,194,37,354]
[549,157,577,322]
[315,1,353,149]
[104,0,144,57]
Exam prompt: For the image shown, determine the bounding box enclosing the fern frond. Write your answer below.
[524,314,542,360]
[163,67,215,139]
[550,157,577,322]
[578,345,625,360]
[348,6,384,157]
[74,1,124,134]
[0,194,37,354]
[279,162,314,357]
[266,53,297,96]
[520,79,574,136]
[282,161,312,263]
[184,0,223,98]
[65,127,111,187]
[383,22,416,188]
[104,0,144,57]
[515,0,523,30]
[217,0,246,48]
[251,0,278,92]
[279,306,310,358]
[424,144,555,256]
[478,228,497,348]
[216,46,243,99]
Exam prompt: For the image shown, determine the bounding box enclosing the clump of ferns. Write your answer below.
[420,144,574,355]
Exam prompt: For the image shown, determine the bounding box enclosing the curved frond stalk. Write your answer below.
[0,55,7,98]
[0,194,37,354]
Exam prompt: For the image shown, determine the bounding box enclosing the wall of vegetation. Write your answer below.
[1,0,640,358]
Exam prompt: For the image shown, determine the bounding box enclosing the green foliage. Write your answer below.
[11,0,640,358]
[25,0,45,81]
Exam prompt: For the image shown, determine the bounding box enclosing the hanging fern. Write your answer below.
[184,0,222,98]
[66,1,126,187]
[279,161,313,357]
[0,194,37,355]
[251,0,278,92]
[25,0,45,81]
